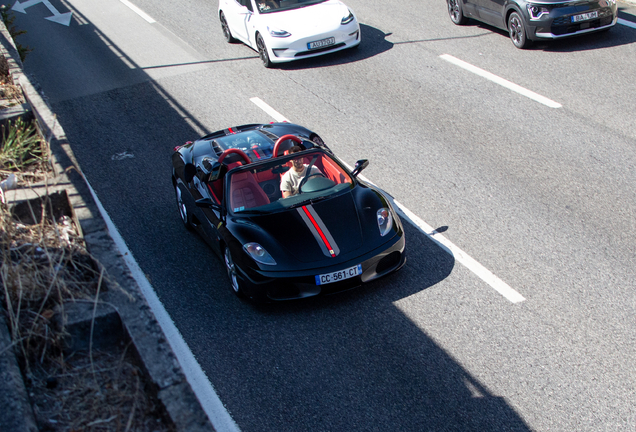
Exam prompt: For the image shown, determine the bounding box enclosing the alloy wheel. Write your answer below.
[175,184,190,228]
[224,248,241,295]
[220,12,234,43]
[447,0,467,25]
[508,12,530,48]
[257,34,272,68]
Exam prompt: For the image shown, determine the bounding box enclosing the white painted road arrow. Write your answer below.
[12,0,73,26]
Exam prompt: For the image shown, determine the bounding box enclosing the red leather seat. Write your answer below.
[230,171,270,210]
[320,157,347,185]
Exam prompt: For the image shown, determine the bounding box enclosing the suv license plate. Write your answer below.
[308,37,335,50]
[572,11,598,22]
[315,264,362,285]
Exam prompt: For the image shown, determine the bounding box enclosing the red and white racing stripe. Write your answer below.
[297,205,339,258]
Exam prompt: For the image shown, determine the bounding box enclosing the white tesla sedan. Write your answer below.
[218,0,361,67]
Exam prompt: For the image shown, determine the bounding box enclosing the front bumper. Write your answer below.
[237,233,405,301]
[524,3,617,40]
[266,22,361,63]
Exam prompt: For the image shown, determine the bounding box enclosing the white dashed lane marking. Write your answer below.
[440,54,562,109]
[618,18,636,29]
[120,0,156,23]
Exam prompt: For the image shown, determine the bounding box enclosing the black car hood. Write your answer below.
[232,192,366,267]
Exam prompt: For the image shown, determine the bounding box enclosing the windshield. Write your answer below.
[214,131,275,161]
[227,150,353,214]
[257,0,328,14]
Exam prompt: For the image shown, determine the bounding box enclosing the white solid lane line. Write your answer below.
[251,98,526,304]
[120,0,156,23]
[84,181,241,432]
[618,18,636,29]
[440,54,562,109]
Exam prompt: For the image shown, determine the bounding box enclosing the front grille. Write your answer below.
[551,9,613,34]
[295,43,346,57]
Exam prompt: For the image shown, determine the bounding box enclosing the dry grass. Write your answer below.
[0,117,51,186]
[0,54,26,109]
[1,196,175,431]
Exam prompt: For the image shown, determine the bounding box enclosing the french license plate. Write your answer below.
[308,37,335,50]
[315,264,362,285]
[572,11,598,22]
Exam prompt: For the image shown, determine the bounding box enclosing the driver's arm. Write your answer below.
[281,172,294,198]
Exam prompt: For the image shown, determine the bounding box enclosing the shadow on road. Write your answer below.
[277,23,394,70]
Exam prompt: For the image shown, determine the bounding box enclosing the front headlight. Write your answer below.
[527,4,549,19]
[268,26,291,37]
[341,10,354,25]
[243,243,277,265]
[377,208,393,237]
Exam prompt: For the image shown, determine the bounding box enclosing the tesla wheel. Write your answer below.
[220,12,235,43]
[224,247,246,298]
[508,11,531,49]
[447,0,468,25]
[256,34,273,68]
[175,183,192,230]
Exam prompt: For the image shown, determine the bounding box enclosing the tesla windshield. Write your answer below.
[257,0,328,13]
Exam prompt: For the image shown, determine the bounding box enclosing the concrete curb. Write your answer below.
[0,18,214,432]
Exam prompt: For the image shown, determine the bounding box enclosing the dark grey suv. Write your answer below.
[447,0,618,48]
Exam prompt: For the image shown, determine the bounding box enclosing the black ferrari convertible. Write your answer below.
[171,122,405,301]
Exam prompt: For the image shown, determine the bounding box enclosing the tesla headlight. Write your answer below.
[527,4,549,19]
[377,208,394,237]
[268,26,291,37]
[341,10,354,25]
[243,243,277,265]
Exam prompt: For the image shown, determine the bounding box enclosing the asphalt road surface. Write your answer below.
[5,0,636,430]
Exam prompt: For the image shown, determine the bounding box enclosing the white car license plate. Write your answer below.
[572,11,598,22]
[308,37,335,50]
[315,264,362,285]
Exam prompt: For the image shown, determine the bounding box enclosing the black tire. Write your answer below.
[508,11,532,49]
[447,0,469,25]
[220,12,235,43]
[224,247,246,298]
[175,182,192,230]
[256,34,273,68]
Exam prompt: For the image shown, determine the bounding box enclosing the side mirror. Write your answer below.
[195,198,222,211]
[351,159,369,177]
[184,163,197,183]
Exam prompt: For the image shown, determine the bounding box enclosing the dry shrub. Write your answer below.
[0,54,9,83]
[0,195,100,370]
[1,196,175,431]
